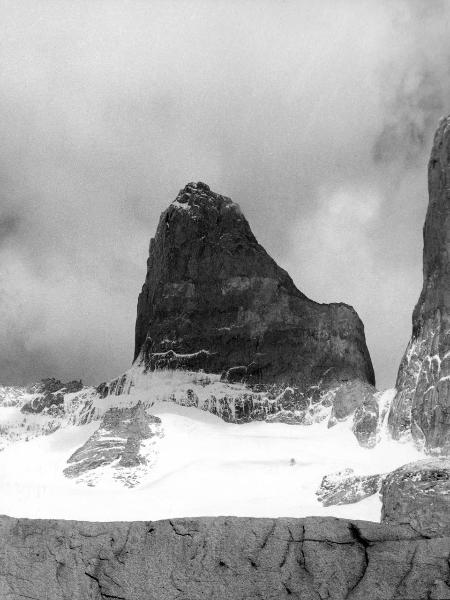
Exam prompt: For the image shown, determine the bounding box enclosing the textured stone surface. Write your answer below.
[134,182,375,393]
[328,380,376,425]
[317,469,384,507]
[0,514,449,599]
[64,404,163,486]
[389,116,450,453]
[381,457,450,537]
[352,394,380,448]
[26,378,83,396]
[21,378,83,415]
[96,367,341,426]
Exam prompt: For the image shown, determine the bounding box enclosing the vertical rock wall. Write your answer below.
[390,117,450,453]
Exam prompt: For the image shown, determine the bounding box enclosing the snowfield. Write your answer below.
[0,389,422,522]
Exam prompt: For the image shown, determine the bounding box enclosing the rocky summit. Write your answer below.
[134,181,375,396]
[389,116,450,453]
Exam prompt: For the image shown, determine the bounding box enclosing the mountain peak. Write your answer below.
[171,181,241,215]
[134,184,375,390]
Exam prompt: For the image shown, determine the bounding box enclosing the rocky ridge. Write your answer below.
[0,379,96,451]
[64,404,163,487]
[389,116,450,453]
[22,378,83,414]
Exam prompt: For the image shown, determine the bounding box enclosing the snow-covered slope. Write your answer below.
[0,376,422,522]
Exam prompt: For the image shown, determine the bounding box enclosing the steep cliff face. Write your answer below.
[389,117,450,453]
[1,514,449,599]
[135,182,375,392]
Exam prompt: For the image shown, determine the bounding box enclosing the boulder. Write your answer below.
[381,457,450,537]
[316,468,384,506]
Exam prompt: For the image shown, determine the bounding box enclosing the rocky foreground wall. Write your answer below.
[0,515,449,600]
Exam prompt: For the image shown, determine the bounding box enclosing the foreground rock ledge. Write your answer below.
[1,515,449,599]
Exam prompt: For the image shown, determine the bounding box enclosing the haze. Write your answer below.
[1,0,449,389]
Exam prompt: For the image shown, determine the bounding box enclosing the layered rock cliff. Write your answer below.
[389,117,450,453]
[134,181,374,394]
[1,514,449,599]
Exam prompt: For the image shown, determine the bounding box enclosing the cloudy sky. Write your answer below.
[0,0,449,389]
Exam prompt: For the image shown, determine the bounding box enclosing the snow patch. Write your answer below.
[0,397,423,522]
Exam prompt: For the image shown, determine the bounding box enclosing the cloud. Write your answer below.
[0,0,449,388]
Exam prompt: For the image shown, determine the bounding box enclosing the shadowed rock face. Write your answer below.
[21,378,83,415]
[1,514,449,599]
[389,117,450,453]
[135,182,375,391]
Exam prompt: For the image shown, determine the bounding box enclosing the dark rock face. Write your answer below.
[135,182,375,392]
[389,117,450,453]
[64,404,163,486]
[21,378,83,415]
[381,457,450,537]
[26,378,83,395]
[1,515,449,599]
[317,469,384,507]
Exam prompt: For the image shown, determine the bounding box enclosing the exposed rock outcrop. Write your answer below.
[0,514,449,599]
[64,404,163,486]
[134,182,375,394]
[389,116,450,453]
[328,380,376,423]
[317,468,384,507]
[97,367,340,425]
[381,457,450,537]
[352,393,380,448]
[21,378,83,415]
[0,379,99,452]
[325,381,384,448]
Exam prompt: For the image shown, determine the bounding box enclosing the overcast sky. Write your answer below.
[1,0,449,389]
